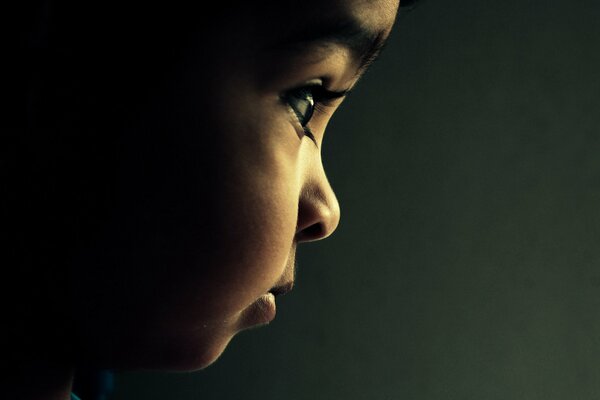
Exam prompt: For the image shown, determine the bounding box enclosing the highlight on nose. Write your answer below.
[295,181,341,243]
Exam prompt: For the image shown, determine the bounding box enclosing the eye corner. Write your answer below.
[302,125,319,147]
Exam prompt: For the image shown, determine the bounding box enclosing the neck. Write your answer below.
[3,358,75,400]
[3,313,76,400]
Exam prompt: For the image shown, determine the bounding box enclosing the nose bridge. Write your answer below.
[296,158,341,242]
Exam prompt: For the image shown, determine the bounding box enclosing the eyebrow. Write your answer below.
[268,17,390,78]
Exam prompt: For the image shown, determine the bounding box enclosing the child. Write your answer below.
[4,0,405,398]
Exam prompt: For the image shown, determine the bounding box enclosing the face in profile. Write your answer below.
[66,0,400,371]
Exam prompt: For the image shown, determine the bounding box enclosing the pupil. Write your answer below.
[293,89,314,126]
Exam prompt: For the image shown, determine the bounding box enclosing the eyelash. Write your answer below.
[281,84,350,144]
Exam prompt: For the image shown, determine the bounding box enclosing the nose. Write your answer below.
[295,165,341,243]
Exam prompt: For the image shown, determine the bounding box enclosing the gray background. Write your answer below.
[112,0,600,398]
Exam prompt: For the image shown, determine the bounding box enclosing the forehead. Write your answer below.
[252,0,400,39]
[176,1,400,82]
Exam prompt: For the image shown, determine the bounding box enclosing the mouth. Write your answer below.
[239,281,295,329]
[269,281,294,297]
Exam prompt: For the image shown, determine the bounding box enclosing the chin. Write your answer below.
[89,327,238,372]
[184,335,237,371]
[149,331,239,372]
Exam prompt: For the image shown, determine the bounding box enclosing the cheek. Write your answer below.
[90,127,300,370]
[142,111,302,328]
[195,123,301,318]
[73,85,302,370]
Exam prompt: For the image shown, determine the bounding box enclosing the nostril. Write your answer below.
[296,222,326,242]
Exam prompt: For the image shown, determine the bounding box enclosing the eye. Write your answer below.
[282,86,317,142]
[287,87,315,127]
[281,84,350,143]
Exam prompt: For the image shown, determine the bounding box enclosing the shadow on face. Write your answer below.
[4,0,399,371]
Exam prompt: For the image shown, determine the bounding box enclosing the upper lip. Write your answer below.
[269,281,294,297]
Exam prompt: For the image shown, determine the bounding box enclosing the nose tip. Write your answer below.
[295,181,341,243]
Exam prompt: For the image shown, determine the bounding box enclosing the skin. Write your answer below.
[5,0,399,398]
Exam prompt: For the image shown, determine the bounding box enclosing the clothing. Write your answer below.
[71,369,114,400]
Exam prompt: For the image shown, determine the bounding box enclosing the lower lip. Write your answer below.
[242,293,277,328]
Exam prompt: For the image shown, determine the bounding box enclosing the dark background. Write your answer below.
[111,0,600,398]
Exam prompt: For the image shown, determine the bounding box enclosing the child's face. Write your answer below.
[73,0,399,370]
